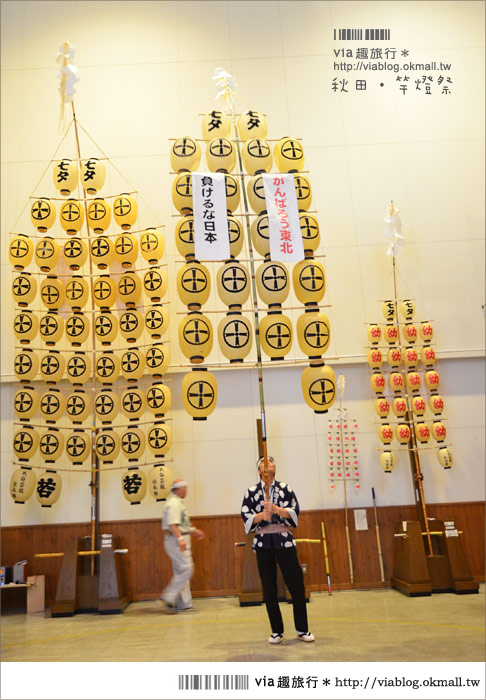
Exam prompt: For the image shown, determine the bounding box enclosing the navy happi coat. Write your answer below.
[241,479,299,552]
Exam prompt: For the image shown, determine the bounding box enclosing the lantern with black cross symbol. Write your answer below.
[53,159,79,196]
[39,428,64,463]
[218,312,253,363]
[227,215,244,258]
[121,387,146,422]
[66,389,91,424]
[182,368,217,420]
[40,275,64,311]
[202,110,231,141]
[299,212,320,254]
[65,275,90,310]
[251,214,270,257]
[95,427,121,464]
[14,309,38,344]
[301,362,337,414]
[170,137,201,173]
[10,467,37,504]
[274,137,305,173]
[146,382,172,418]
[119,309,144,344]
[90,236,115,270]
[296,309,331,359]
[259,310,293,361]
[65,311,90,346]
[237,110,267,141]
[31,198,56,233]
[14,386,39,421]
[9,234,34,271]
[177,261,211,310]
[206,137,236,173]
[247,174,267,215]
[175,216,195,259]
[120,348,145,382]
[293,174,312,211]
[63,237,88,271]
[293,259,326,305]
[36,471,62,507]
[65,429,91,465]
[147,421,173,457]
[66,350,92,386]
[95,351,121,385]
[115,232,139,268]
[179,311,213,364]
[87,198,111,234]
[216,261,250,309]
[242,138,273,175]
[94,389,120,424]
[13,425,39,461]
[146,343,170,378]
[35,237,59,272]
[94,310,119,346]
[39,350,66,385]
[145,304,169,340]
[172,172,193,215]
[256,260,290,309]
[148,464,174,502]
[122,467,147,505]
[60,199,84,235]
[39,388,65,423]
[82,158,106,194]
[140,228,165,264]
[118,270,142,307]
[143,267,168,303]
[121,427,145,462]
[113,193,138,230]
[93,274,117,309]
[224,174,240,214]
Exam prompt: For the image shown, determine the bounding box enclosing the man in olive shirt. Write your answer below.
[161,479,205,612]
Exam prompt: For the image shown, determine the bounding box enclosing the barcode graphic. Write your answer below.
[334,29,391,40]
[178,675,249,691]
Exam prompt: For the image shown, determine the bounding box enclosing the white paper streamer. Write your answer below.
[56,41,80,104]
[262,174,304,262]
[213,67,237,113]
[384,202,404,257]
[192,172,230,260]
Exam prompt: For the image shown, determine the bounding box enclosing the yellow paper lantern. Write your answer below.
[296,310,331,358]
[218,312,253,363]
[143,267,168,302]
[396,423,411,444]
[65,312,90,346]
[382,300,396,322]
[118,271,142,307]
[172,173,193,214]
[120,348,145,382]
[10,467,36,503]
[406,371,421,393]
[250,214,270,257]
[14,386,39,420]
[145,305,169,339]
[140,228,165,264]
[170,137,201,172]
[431,421,447,443]
[66,390,91,423]
[274,137,305,173]
[34,237,59,272]
[146,344,170,377]
[53,159,78,195]
[375,398,390,418]
[387,348,402,368]
[177,261,211,309]
[65,430,91,464]
[40,351,66,384]
[94,389,120,423]
[39,389,65,422]
[292,259,326,305]
[31,198,56,233]
[259,312,293,360]
[247,174,267,215]
[95,428,121,464]
[95,351,121,384]
[383,324,399,344]
[94,311,119,345]
[66,351,92,385]
[39,428,64,462]
[90,236,115,269]
[14,310,38,344]
[206,138,236,173]
[256,261,289,307]
[115,233,139,268]
[146,383,172,417]
[301,362,337,414]
[182,369,217,420]
[425,370,440,392]
[113,194,138,230]
[380,451,396,473]
[367,324,382,345]
[60,199,84,234]
[65,275,89,310]
[147,422,173,455]
[402,323,418,344]
[82,158,106,194]
[293,174,312,210]
[391,397,407,418]
[121,428,146,461]
[237,110,267,141]
[63,237,88,270]
[415,422,431,443]
[399,299,415,320]
[228,215,243,258]
[121,468,147,505]
[411,395,427,416]
[12,273,37,307]
[87,198,111,234]
[224,174,240,213]
[148,464,173,501]
[389,372,404,393]
[242,138,272,175]
[378,424,394,444]
[93,275,117,309]
[421,346,436,367]
[216,261,250,308]
[429,395,444,415]
[9,234,34,270]
[404,346,419,368]
[202,110,231,140]
[437,446,453,469]
[40,276,64,311]
[299,213,320,253]
[36,471,62,507]
[119,309,144,343]
[370,372,386,394]
[175,216,195,259]
[419,321,434,343]
[13,425,39,461]
[179,312,213,363]
[367,349,383,371]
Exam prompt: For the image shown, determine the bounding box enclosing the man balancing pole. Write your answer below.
[241,456,315,644]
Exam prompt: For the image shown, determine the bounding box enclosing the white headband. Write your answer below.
[171,481,187,491]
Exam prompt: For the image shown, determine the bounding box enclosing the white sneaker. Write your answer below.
[268,633,284,644]
[297,631,315,642]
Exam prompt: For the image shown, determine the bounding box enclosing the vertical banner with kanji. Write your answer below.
[192,172,230,260]
[262,174,304,262]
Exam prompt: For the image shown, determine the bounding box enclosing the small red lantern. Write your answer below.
[406,371,421,392]
[367,324,381,344]
[421,346,436,367]
[411,395,426,416]
[388,372,404,393]
[414,422,430,443]
[387,348,402,368]
[419,322,434,342]
[384,325,399,344]
[374,398,390,418]
[391,397,407,418]
[378,424,394,444]
[404,347,418,368]
[425,370,440,391]
[370,373,386,394]
[396,423,411,444]
[431,421,447,442]
[429,395,444,415]
[367,349,383,370]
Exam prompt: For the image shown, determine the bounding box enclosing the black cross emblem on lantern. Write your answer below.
[94,280,112,300]
[116,236,133,255]
[123,392,142,413]
[147,387,165,409]
[222,266,247,293]
[256,217,269,241]
[41,285,60,305]
[225,176,237,197]
[97,434,115,456]
[92,239,109,257]
[179,219,194,244]
[14,314,32,333]
[95,315,113,336]
[173,138,196,156]
[304,321,329,348]
[40,433,59,455]
[31,200,51,220]
[40,393,60,415]
[223,320,250,348]
[145,309,163,329]
[148,427,168,450]
[141,232,158,251]
[13,277,31,297]
[281,139,303,160]
[41,355,60,375]
[64,239,82,258]
[14,432,33,453]
[95,394,114,415]
[122,353,140,373]
[66,280,84,300]
[15,354,32,375]
[67,435,86,457]
[11,239,29,258]
[210,139,232,157]
[252,178,265,200]
[146,347,164,367]
[68,356,87,377]
[66,316,85,337]
[184,318,210,345]
[67,395,85,416]
[122,432,140,454]
[40,315,59,336]
[228,219,241,244]
[299,265,324,291]
[187,380,215,410]
[309,378,335,407]
[62,202,80,221]
[120,313,137,333]
[295,177,310,200]
[182,268,208,293]
[15,392,33,413]
[119,277,135,296]
[300,216,318,241]
[265,322,291,349]
[144,270,162,291]
[248,139,270,157]
[97,356,115,377]
[89,201,107,220]
[176,176,192,196]
[262,264,287,292]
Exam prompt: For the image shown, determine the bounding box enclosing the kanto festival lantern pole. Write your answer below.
[213,68,270,499]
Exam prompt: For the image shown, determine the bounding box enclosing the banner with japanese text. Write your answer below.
[262,174,304,262]
[192,172,230,260]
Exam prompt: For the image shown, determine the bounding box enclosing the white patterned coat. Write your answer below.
[241,480,299,552]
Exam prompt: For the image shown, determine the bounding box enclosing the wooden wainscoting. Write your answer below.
[1,501,484,605]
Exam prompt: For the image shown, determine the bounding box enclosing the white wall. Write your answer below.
[1,1,484,527]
